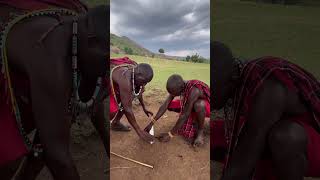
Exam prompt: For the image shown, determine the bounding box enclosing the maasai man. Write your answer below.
[110,57,155,144]
[212,41,320,180]
[0,2,107,179]
[144,74,210,146]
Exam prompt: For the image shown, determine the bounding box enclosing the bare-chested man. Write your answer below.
[144,74,210,146]
[212,41,320,180]
[110,57,155,144]
[0,2,108,179]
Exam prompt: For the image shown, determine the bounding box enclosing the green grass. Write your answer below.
[212,0,320,78]
[82,0,108,7]
[111,54,210,93]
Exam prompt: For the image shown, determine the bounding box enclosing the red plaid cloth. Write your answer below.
[225,57,320,178]
[168,80,210,140]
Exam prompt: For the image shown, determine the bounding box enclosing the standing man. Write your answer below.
[110,57,155,144]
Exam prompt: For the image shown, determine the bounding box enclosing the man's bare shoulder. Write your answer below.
[112,68,131,89]
[253,78,306,115]
[8,16,70,62]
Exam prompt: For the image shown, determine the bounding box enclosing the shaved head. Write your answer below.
[166,74,185,96]
[134,63,154,86]
[87,5,108,41]
[211,41,238,109]
[79,5,109,82]
[212,41,234,81]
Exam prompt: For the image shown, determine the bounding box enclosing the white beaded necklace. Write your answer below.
[132,67,142,98]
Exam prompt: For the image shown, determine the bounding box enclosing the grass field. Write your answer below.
[82,0,107,7]
[111,54,210,94]
[212,1,320,179]
[212,0,320,78]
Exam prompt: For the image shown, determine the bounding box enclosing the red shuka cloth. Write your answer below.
[0,0,87,13]
[0,0,87,167]
[211,114,320,179]
[168,80,210,140]
[109,57,138,118]
[221,57,320,178]
[210,119,227,155]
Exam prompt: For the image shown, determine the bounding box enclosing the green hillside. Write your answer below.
[110,34,200,61]
[110,33,153,56]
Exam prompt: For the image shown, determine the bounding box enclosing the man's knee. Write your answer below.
[268,120,307,154]
[194,100,206,113]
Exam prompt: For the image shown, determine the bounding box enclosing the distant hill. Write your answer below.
[110,33,192,61]
[110,33,154,57]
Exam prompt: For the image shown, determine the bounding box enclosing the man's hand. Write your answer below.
[157,133,171,142]
[144,123,153,133]
[138,130,155,144]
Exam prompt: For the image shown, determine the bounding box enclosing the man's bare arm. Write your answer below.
[138,92,153,117]
[170,88,201,134]
[223,79,287,180]
[119,83,141,134]
[144,94,174,132]
[154,94,175,120]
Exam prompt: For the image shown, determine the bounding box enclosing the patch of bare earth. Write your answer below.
[110,94,210,180]
[37,119,108,180]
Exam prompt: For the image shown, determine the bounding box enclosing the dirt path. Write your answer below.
[212,161,319,180]
[110,96,210,180]
[37,120,108,180]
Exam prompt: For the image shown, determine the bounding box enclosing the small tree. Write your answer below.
[185,55,191,62]
[188,53,207,63]
[198,57,206,63]
[190,53,200,63]
[158,48,165,54]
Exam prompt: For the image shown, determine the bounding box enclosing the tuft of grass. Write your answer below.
[212,0,320,78]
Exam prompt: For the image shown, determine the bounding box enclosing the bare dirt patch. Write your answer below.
[37,120,108,180]
[110,96,210,180]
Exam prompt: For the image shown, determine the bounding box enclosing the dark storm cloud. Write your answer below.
[111,0,210,58]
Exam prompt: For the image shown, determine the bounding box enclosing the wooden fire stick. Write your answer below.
[111,151,154,169]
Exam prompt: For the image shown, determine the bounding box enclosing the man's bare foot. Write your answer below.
[111,122,131,132]
[193,130,204,147]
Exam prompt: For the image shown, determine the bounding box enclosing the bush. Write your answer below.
[124,47,133,55]
[187,53,208,63]
[185,55,191,62]
[158,48,165,54]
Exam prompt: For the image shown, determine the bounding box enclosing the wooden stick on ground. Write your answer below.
[111,151,154,169]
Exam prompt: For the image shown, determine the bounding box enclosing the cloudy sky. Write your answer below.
[111,0,210,58]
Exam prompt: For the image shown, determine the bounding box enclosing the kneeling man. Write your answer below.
[144,74,210,146]
[212,41,320,180]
